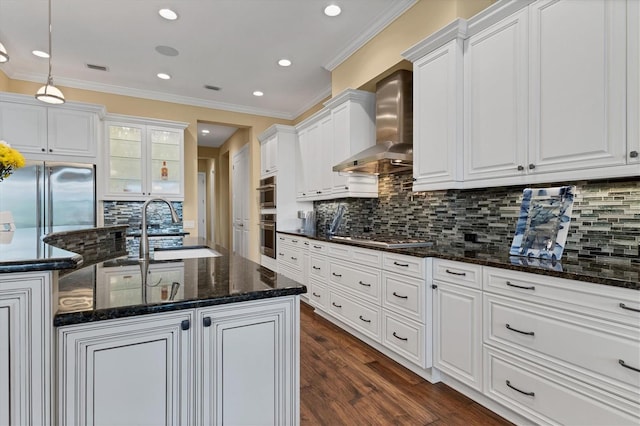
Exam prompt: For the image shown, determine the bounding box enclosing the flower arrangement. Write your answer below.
[0,140,26,182]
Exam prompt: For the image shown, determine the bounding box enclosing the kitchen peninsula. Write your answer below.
[0,227,306,425]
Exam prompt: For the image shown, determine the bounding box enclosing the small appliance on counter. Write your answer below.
[298,210,315,234]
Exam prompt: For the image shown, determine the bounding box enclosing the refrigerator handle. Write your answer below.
[35,165,43,232]
[47,166,53,234]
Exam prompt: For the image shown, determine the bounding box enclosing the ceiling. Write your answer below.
[0,0,417,148]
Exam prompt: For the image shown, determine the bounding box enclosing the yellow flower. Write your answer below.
[0,140,26,182]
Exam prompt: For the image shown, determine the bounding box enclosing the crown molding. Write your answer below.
[323,0,418,72]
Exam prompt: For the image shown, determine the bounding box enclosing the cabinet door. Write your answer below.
[433,282,483,392]
[260,135,278,176]
[106,122,145,196]
[413,39,464,190]
[0,273,51,426]
[297,128,311,199]
[148,126,183,197]
[331,102,349,191]
[58,311,193,426]
[319,114,334,197]
[198,298,298,426]
[305,122,322,198]
[0,102,47,155]
[464,8,529,181]
[47,108,97,158]
[627,0,640,166]
[528,0,627,173]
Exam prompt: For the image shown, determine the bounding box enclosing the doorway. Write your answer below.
[232,145,249,257]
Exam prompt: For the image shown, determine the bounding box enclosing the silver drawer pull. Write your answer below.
[332,272,342,277]
[312,292,321,298]
[279,237,285,240]
[278,252,284,256]
[292,239,298,243]
[359,281,371,287]
[619,303,640,313]
[393,261,409,267]
[304,242,309,246]
[392,292,408,299]
[506,324,535,336]
[359,315,371,323]
[506,281,535,291]
[445,269,466,276]
[506,380,535,397]
[312,266,321,270]
[332,302,342,308]
[291,256,297,261]
[392,332,408,341]
[619,359,640,373]
[313,245,322,249]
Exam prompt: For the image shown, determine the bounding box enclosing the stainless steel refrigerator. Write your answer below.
[0,161,95,236]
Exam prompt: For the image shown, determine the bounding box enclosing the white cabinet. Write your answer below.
[296,89,378,201]
[197,298,299,426]
[0,272,51,426]
[58,310,193,425]
[463,6,529,182]
[0,93,102,161]
[627,0,640,167]
[59,296,300,426]
[260,134,278,177]
[403,20,466,191]
[102,115,187,200]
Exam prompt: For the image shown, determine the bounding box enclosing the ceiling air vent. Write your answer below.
[204,85,221,91]
[86,63,108,71]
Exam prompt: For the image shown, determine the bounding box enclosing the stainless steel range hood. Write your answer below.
[333,69,413,175]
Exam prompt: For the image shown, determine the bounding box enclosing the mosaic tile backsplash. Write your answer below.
[314,173,639,264]
[103,201,184,256]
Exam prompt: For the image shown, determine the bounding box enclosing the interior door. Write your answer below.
[232,145,249,258]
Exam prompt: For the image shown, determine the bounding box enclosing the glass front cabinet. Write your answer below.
[101,115,187,200]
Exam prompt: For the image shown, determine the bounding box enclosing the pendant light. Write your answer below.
[35,0,65,104]
[0,42,8,63]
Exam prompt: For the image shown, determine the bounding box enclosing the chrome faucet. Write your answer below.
[139,198,180,260]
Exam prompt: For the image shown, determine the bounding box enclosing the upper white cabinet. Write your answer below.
[464,6,529,182]
[403,20,467,191]
[260,134,278,177]
[0,93,103,162]
[627,0,640,168]
[296,89,378,201]
[102,114,187,200]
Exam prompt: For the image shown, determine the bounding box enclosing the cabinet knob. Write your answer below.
[432,284,438,289]
[203,317,212,327]
[41,148,46,152]
[517,165,524,171]
[630,151,639,158]
[180,319,190,331]
[528,164,536,170]
[265,169,270,172]
[49,149,53,152]
[344,186,348,190]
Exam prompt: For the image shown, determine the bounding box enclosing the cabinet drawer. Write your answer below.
[485,346,640,425]
[351,247,382,268]
[308,279,328,311]
[382,253,425,279]
[329,261,380,303]
[485,294,640,401]
[483,267,640,325]
[328,291,380,342]
[382,311,425,368]
[308,255,328,280]
[382,272,425,322]
[433,259,482,289]
[277,234,306,248]
[308,240,328,255]
[327,242,351,259]
[277,246,302,270]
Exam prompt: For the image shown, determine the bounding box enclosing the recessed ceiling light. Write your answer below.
[201,129,210,134]
[253,91,264,97]
[157,73,171,80]
[278,59,292,67]
[159,8,178,20]
[324,4,341,17]
[32,50,49,58]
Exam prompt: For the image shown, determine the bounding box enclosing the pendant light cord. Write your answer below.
[47,0,53,82]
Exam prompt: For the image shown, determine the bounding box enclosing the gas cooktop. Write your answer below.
[329,235,433,249]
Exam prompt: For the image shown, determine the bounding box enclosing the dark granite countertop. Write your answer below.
[277,230,640,290]
[0,228,82,273]
[54,243,307,327]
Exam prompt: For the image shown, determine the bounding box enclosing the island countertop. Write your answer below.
[54,244,306,327]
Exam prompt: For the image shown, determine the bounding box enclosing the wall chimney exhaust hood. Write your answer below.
[333,69,413,175]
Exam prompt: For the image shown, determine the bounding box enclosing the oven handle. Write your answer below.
[259,222,276,230]
[256,185,276,191]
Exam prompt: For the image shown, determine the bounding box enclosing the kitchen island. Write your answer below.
[0,228,306,426]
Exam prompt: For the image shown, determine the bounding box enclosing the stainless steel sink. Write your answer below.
[329,235,433,249]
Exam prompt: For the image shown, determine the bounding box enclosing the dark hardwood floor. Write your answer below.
[299,302,513,426]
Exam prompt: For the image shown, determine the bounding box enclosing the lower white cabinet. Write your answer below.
[0,272,51,426]
[58,296,300,426]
